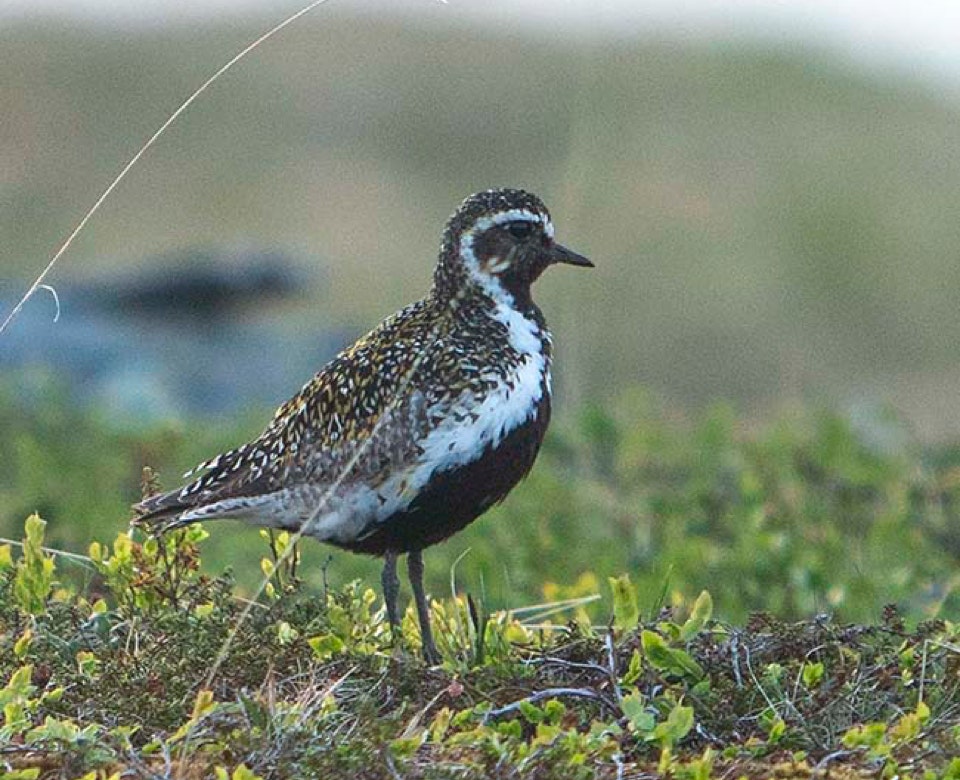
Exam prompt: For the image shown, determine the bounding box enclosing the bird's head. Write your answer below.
[434,188,592,306]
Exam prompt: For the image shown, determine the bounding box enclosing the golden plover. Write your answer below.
[133,188,592,663]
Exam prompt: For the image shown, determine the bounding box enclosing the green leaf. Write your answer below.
[842,722,888,751]
[763,663,784,686]
[641,630,673,669]
[890,703,928,744]
[227,766,264,780]
[13,630,33,659]
[651,702,694,748]
[308,634,345,661]
[169,690,218,744]
[519,700,545,723]
[621,692,656,734]
[941,757,960,780]
[685,748,715,780]
[641,630,704,680]
[27,715,87,743]
[1,665,36,730]
[622,649,643,685]
[532,722,561,746]
[190,689,216,721]
[430,707,453,743]
[542,699,566,723]
[390,734,423,758]
[260,558,275,578]
[767,717,787,743]
[609,574,639,633]
[194,602,215,619]
[13,514,55,615]
[3,770,40,780]
[679,591,713,641]
[276,621,299,645]
[76,650,101,678]
[802,661,824,688]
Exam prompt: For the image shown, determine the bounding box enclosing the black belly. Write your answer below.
[337,396,551,556]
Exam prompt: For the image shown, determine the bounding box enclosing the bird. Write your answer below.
[132,188,592,663]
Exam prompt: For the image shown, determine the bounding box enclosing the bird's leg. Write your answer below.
[407,548,440,664]
[381,551,401,641]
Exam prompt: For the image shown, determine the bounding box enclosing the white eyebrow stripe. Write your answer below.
[471,208,555,239]
[458,205,556,304]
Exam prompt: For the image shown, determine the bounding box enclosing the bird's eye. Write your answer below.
[505,221,535,240]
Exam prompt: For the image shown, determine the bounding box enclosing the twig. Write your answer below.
[523,657,609,676]
[449,547,473,649]
[605,630,624,706]
[38,284,61,322]
[729,631,744,689]
[482,687,611,724]
[399,683,453,739]
[741,641,780,715]
[0,538,96,570]
[919,638,929,707]
[320,554,333,606]
[813,749,854,774]
[694,722,724,747]
[384,749,404,780]
[284,666,357,752]
[512,594,601,623]
[613,752,625,780]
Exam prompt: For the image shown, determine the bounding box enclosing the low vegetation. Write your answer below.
[5,387,960,776]
[5,384,960,623]
[2,514,960,778]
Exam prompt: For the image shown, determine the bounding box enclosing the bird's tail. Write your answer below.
[131,488,203,535]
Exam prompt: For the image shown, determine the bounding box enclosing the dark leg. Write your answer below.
[407,548,440,664]
[381,551,401,636]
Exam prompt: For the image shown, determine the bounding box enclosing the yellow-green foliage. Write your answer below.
[6,388,960,629]
[1,518,960,778]
[12,514,54,615]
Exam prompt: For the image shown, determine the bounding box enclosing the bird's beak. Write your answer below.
[549,242,594,268]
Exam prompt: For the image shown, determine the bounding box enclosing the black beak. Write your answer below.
[549,242,594,268]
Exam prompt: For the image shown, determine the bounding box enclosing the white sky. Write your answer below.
[2,0,960,89]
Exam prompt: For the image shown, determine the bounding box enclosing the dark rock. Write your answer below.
[1,247,352,424]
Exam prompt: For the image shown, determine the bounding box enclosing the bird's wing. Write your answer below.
[133,299,448,529]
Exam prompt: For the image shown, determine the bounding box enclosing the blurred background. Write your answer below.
[4,0,960,622]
